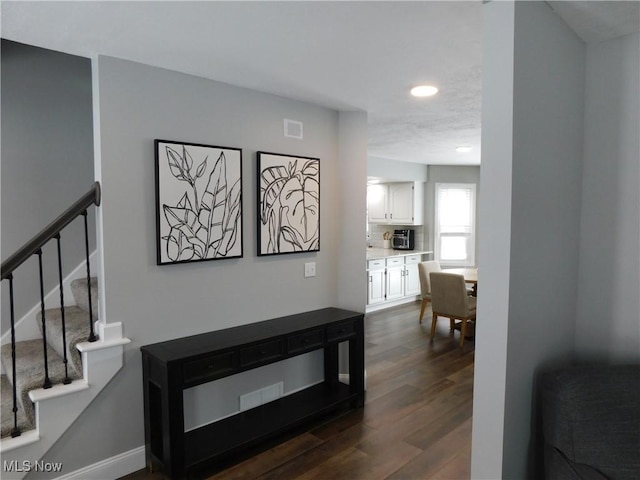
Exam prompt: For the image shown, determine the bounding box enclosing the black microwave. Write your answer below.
[392,229,415,250]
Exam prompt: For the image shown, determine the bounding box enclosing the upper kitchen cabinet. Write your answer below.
[367,182,424,225]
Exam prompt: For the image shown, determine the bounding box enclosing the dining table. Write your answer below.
[443,267,478,296]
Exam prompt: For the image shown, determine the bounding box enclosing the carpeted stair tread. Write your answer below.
[1,374,34,438]
[1,339,82,427]
[71,277,98,319]
[36,306,91,377]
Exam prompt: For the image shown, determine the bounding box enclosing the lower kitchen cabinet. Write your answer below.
[367,260,386,305]
[385,257,405,301]
[403,254,422,296]
[367,253,426,310]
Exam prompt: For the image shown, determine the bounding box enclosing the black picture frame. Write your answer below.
[257,151,320,256]
[155,139,243,265]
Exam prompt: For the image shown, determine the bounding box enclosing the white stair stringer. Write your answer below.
[0,328,130,480]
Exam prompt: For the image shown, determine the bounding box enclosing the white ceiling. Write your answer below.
[2,1,638,167]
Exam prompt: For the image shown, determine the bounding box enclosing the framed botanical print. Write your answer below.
[155,139,243,265]
[257,152,320,256]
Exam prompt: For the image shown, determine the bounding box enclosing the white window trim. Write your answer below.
[434,183,477,267]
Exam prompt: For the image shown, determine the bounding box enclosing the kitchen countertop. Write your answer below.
[366,248,433,261]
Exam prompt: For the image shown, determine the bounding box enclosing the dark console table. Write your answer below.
[141,307,365,479]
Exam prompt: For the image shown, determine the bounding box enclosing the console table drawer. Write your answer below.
[327,321,356,342]
[240,340,285,367]
[287,328,325,354]
[183,352,236,385]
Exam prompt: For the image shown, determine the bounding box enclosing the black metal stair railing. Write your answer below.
[1,182,101,438]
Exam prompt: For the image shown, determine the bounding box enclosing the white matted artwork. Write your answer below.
[257,151,320,256]
[155,139,243,265]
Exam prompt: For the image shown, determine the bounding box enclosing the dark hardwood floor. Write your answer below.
[122,301,474,480]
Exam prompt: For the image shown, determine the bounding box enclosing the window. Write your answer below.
[434,183,476,267]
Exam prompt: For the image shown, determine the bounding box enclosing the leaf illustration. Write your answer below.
[163,204,197,230]
[176,192,192,211]
[214,178,242,256]
[267,210,277,253]
[302,160,319,177]
[200,152,229,257]
[182,145,194,174]
[279,175,319,244]
[166,146,187,181]
[260,165,288,223]
[163,232,180,261]
[195,156,208,179]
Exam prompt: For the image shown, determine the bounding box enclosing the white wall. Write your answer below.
[471,3,515,477]
[36,55,368,474]
[472,2,585,478]
[575,32,640,362]
[368,156,428,182]
[338,112,368,311]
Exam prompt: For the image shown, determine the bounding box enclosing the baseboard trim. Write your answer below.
[365,296,420,313]
[54,445,145,480]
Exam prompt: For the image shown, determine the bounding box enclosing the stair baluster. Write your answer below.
[55,234,72,384]
[83,211,97,342]
[1,182,100,438]
[37,250,53,389]
[7,273,21,438]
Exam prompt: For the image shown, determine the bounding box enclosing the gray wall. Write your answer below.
[575,32,640,362]
[1,41,95,334]
[504,2,585,476]
[472,2,585,478]
[37,55,367,474]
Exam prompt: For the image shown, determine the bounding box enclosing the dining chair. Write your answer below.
[429,272,477,348]
[417,260,441,323]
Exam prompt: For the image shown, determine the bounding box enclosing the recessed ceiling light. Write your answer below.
[410,85,439,97]
[456,146,472,153]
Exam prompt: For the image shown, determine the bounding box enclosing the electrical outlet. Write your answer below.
[304,262,316,278]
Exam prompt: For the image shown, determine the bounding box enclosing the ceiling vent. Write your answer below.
[284,119,303,139]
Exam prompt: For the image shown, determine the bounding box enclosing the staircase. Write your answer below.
[0,182,130,479]
[1,277,96,438]
[0,275,129,479]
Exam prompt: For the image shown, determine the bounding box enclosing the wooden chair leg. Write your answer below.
[449,318,455,332]
[419,298,428,323]
[459,318,467,348]
[430,313,438,339]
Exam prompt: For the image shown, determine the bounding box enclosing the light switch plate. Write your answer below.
[304,262,316,277]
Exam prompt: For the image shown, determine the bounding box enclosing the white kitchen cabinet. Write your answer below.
[403,254,422,296]
[366,184,388,223]
[385,257,405,301]
[367,259,386,305]
[366,253,430,310]
[367,182,424,225]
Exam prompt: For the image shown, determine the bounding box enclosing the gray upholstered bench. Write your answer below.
[541,364,640,480]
